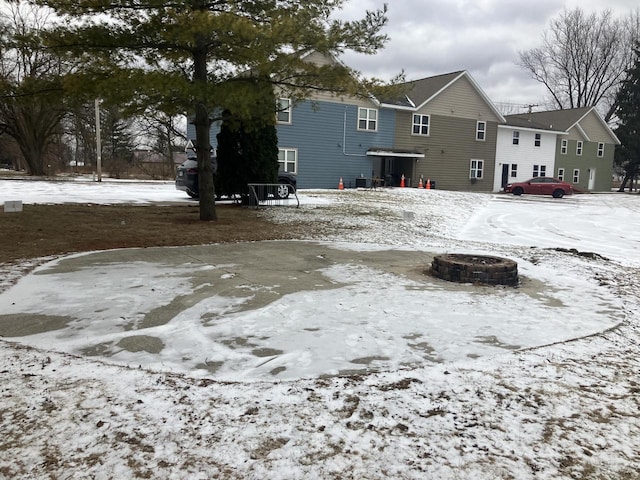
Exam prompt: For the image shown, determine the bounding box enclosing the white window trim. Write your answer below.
[278,147,297,173]
[558,168,565,181]
[512,131,519,145]
[476,121,486,141]
[277,98,292,124]
[597,142,605,157]
[411,114,430,136]
[573,169,580,183]
[358,107,378,132]
[470,159,484,179]
[576,141,583,156]
[534,133,541,147]
[510,164,518,178]
[561,139,568,155]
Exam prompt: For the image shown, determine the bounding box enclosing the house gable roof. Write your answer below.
[391,71,464,108]
[381,71,505,123]
[507,107,620,144]
[503,115,569,134]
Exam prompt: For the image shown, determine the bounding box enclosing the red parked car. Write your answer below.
[504,177,574,198]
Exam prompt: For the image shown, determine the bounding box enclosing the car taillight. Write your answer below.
[186,168,198,174]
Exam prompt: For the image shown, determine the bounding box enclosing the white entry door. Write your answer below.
[588,168,596,191]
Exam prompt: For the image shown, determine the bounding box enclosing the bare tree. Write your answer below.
[0,1,69,175]
[67,104,97,170]
[134,112,188,179]
[518,8,632,121]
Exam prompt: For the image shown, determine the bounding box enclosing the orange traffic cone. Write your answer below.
[400,174,405,188]
[426,178,431,190]
[418,177,423,189]
[338,177,344,190]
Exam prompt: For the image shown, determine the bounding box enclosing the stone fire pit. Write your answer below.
[430,254,518,286]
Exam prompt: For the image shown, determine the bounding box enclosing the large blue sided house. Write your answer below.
[188,52,412,189]
[275,93,397,189]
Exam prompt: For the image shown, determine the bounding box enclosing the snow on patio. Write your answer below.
[1,179,640,479]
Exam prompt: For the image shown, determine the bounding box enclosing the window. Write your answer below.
[533,165,547,177]
[598,142,605,157]
[278,148,297,173]
[277,98,291,124]
[512,131,520,145]
[412,114,430,135]
[561,139,568,154]
[470,159,484,179]
[534,133,541,147]
[476,121,486,141]
[576,141,583,156]
[511,164,518,178]
[358,107,377,131]
[573,169,580,183]
[558,168,565,181]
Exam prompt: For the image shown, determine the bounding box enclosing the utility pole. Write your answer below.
[95,98,102,182]
[525,104,539,114]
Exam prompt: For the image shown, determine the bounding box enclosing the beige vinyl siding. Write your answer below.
[278,51,377,106]
[579,111,617,143]
[565,126,586,142]
[312,92,377,107]
[275,86,377,108]
[565,112,615,143]
[394,112,497,191]
[303,51,335,67]
[423,76,502,122]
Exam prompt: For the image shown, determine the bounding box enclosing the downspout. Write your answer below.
[343,107,366,157]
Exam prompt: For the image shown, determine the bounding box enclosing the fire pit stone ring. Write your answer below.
[429,254,518,286]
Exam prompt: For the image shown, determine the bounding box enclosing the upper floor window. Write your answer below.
[561,139,568,154]
[277,98,291,124]
[512,131,520,145]
[470,159,484,179]
[476,121,486,141]
[597,142,605,157]
[558,168,565,181]
[534,133,541,147]
[412,114,430,136]
[576,141,583,156]
[358,107,377,131]
[278,148,297,173]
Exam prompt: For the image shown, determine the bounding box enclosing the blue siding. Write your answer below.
[278,100,395,188]
[188,100,396,189]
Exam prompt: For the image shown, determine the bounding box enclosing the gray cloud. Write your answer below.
[337,0,635,111]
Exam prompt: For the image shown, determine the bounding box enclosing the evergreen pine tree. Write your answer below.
[614,44,640,192]
[216,82,279,199]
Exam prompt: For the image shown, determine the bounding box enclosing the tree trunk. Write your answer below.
[618,172,631,192]
[192,45,216,221]
[619,165,640,192]
[19,143,46,176]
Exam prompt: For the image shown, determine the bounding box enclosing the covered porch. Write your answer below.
[366,148,425,187]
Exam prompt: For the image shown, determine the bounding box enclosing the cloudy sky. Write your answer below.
[337,0,638,112]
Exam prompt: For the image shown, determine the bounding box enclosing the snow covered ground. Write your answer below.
[1,179,640,479]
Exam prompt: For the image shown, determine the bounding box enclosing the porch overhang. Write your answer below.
[366,149,425,158]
